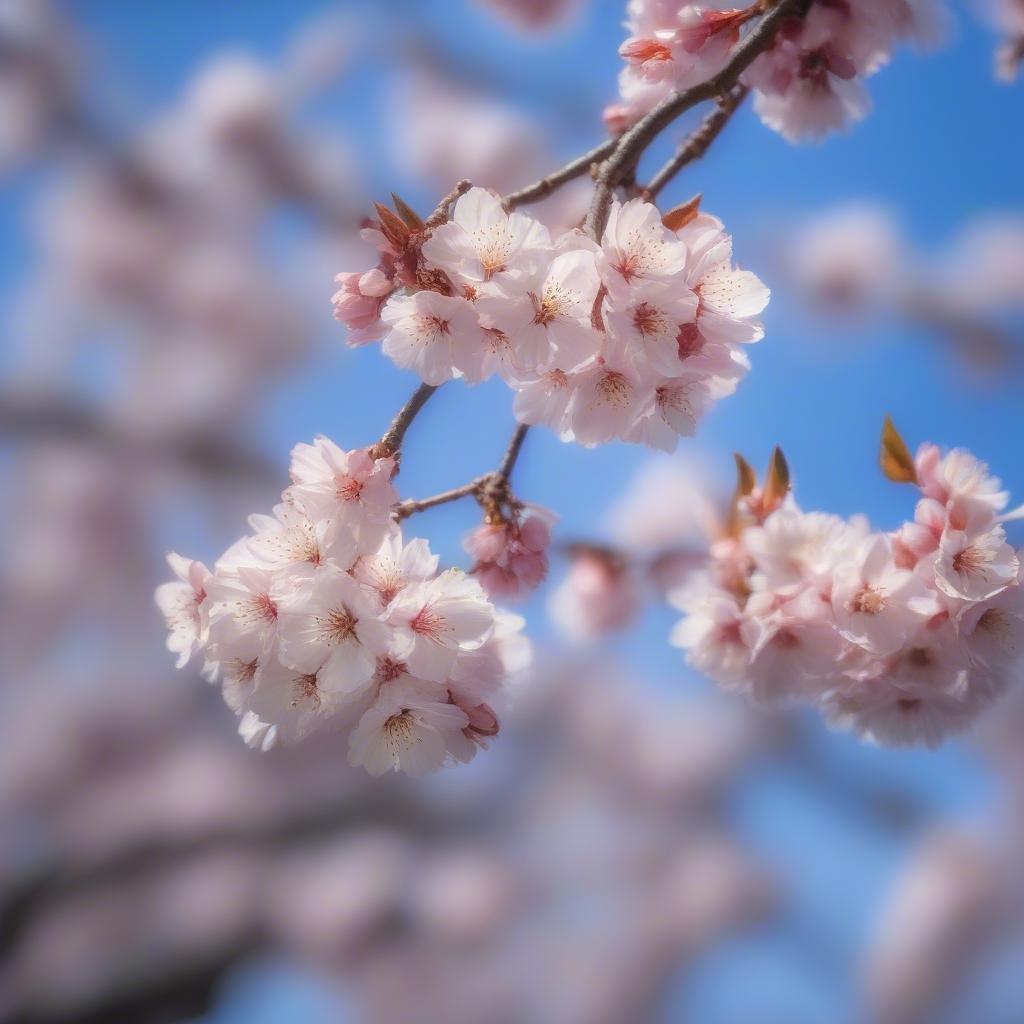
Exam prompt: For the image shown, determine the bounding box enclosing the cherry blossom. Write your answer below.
[347,681,473,777]
[670,438,1024,748]
[155,553,212,669]
[465,507,553,601]
[157,433,526,775]
[384,569,497,682]
[421,186,550,288]
[476,248,602,373]
[380,290,482,386]
[611,0,948,141]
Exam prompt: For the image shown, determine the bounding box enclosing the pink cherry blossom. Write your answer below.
[277,569,391,698]
[288,439,397,549]
[384,569,496,682]
[352,531,439,609]
[670,585,764,686]
[332,269,393,346]
[598,198,689,297]
[380,289,482,386]
[831,535,936,656]
[934,526,1020,602]
[465,507,553,601]
[669,439,1023,748]
[348,681,473,777]
[476,248,602,373]
[421,186,550,288]
[155,552,211,669]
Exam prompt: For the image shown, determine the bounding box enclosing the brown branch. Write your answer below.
[585,0,813,238]
[495,423,529,484]
[641,84,750,199]
[502,137,619,211]
[396,424,531,521]
[425,178,472,228]
[395,477,487,519]
[372,381,439,459]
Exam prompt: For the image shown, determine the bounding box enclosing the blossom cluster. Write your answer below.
[333,187,768,451]
[671,440,1024,747]
[609,0,942,141]
[465,506,553,601]
[156,437,528,776]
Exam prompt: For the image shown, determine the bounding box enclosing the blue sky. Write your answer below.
[8,2,1024,1020]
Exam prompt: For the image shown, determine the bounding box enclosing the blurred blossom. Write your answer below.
[549,545,645,639]
[784,203,909,316]
[933,215,1024,312]
[780,204,1024,378]
[475,0,586,33]
[0,0,81,173]
[607,453,724,551]
[863,829,1009,1024]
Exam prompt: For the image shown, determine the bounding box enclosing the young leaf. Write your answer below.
[880,416,917,484]
[733,452,757,497]
[662,194,702,232]
[762,446,790,511]
[391,192,425,231]
[373,202,411,249]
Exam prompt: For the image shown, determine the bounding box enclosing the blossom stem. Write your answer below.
[502,137,619,211]
[374,381,440,458]
[640,84,750,199]
[584,0,814,238]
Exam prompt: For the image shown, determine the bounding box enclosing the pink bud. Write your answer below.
[509,550,547,588]
[477,563,520,601]
[466,523,509,564]
[518,515,551,554]
[359,267,393,297]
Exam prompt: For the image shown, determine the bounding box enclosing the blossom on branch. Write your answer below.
[335,190,767,452]
[157,437,528,776]
[670,430,1024,747]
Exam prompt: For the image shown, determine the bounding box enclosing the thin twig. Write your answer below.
[395,477,487,519]
[425,178,472,229]
[495,423,530,484]
[372,381,439,459]
[641,84,750,199]
[502,137,619,211]
[584,0,813,238]
[396,424,531,520]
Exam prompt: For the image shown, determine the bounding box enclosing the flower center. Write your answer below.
[850,585,887,615]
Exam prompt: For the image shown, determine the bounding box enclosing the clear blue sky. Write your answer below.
[7,2,1024,1020]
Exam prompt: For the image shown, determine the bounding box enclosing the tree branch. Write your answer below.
[502,137,619,211]
[425,178,473,228]
[641,84,750,199]
[395,477,487,519]
[372,381,439,459]
[585,0,813,238]
[495,423,529,484]
[395,424,531,521]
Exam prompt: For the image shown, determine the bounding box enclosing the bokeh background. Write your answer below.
[2,1,1023,1022]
